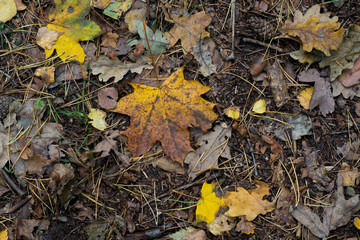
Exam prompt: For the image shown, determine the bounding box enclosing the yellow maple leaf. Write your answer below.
[297,87,313,110]
[196,181,226,224]
[224,181,274,221]
[280,4,344,56]
[112,67,217,164]
[164,11,211,53]
[41,0,101,65]
[88,108,108,131]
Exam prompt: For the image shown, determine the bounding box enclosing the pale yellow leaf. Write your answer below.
[0,0,17,22]
[252,99,266,114]
[297,87,313,110]
[88,108,108,131]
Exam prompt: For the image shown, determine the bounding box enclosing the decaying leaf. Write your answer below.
[36,27,63,50]
[128,20,169,56]
[103,0,133,19]
[165,11,212,53]
[207,214,235,236]
[18,219,50,240]
[336,139,360,161]
[168,227,207,240]
[88,108,108,131]
[297,87,313,110]
[185,125,231,180]
[152,156,186,175]
[319,25,360,81]
[0,0,17,22]
[224,106,241,120]
[196,181,226,224]
[338,56,360,87]
[98,87,118,110]
[124,8,146,33]
[266,61,290,107]
[280,4,345,56]
[224,181,274,221]
[273,114,313,141]
[192,38,217,76]
[290,49,322,68]
[90,55,151,82]
[339,162,360,186]
[34,67,55,84]
[252,99,266,114]
[91,0,110,9]
[39,0,101,65]
[331,79,360,99]
[236,216,256,235]
[113,67,217,164]
[298,69,335,116]
[291,174,360,238]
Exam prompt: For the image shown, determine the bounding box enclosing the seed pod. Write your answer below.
[250,56,267,76]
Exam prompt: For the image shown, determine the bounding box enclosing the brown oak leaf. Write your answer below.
[280,4,344,56]
[112,67,217,164]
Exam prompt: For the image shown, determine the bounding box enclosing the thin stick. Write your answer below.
[0,169,25,196]
[143,20,160,85]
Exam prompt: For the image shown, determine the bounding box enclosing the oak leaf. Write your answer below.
[196,182,226,224]
[41,0,102,65]
[280,4,344,56]
[224,181,274,221]
[113,67,217,164]
[165,11,212,53]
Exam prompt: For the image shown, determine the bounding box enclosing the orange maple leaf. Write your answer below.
[113,68,217,164]
[280,4,344,56]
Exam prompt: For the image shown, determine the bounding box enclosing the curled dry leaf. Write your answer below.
[165,11,212,54]
[98,87,118,110]
[280,4,345,56]
[113,67,217,164]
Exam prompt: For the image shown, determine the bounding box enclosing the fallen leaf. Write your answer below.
[100,32,119,49]
[152,156,186,175]
[124,8,146,33]
[98,87,118,110]
[128,20,170,56]
[18,219,50,240]
[273,114,313,141]
[113,67,217,164]
[165,11,212,53]
[14,0,26,11]
[207,214,235,236]
[319,24,360,81]
[0,228,7,240]
[252,99,266,114]
[0,0,16,22]
[48,163,74,194]
[338,56,360,87]
[224,181,274,221]
[291,174,360,238]
[36,27,63,50]
[339,162,360,186]
[274,187,296,225]
[103,0,133,19]
[196,181,226,224]
[88,108,108,131]
[192,38,217,76]
[298,69,335,116]
[331,79,360,99]
[290,49,322,68]
[91,0,110,9]
[235,216,255,235]
[133,43,145,56]
[168,227,207,240]
[280,4,345,56]
[266,61,290,107]
[297,87,313,110]
[34,67,55,84]
[354,217,360,230]
[90,55,151,82]
[224,106,241,120]
[185,125,231,180]
[40,0,102,65]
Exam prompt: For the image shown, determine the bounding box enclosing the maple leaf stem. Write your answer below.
[143,20,160,86]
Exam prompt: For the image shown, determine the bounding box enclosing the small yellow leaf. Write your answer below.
[0,228,8,240]
[297,87,313,110]
[88,108,108,131]
[224,106,241,120]
[355,217,360,230]
[196,181,226,224]
[34,67,55,84]
[252,100,266,114]
[0,0,17,22]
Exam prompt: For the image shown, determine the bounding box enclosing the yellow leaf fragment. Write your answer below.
[280,4,344,56]
[207,214,235,235]
[224,106,241,120]
[113,67,217,164]
[0,228,7,240]
[252,99,266,114]
[40,0,101,65]
[0,0,17,22]
[196,182,226,224]
[165,11,212,53]
[355,217,360,230]
[224,181,274,221]
[88,108,108,131]
[297,87,313,110]
[36,27,63,50]
[34,67,55,84]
